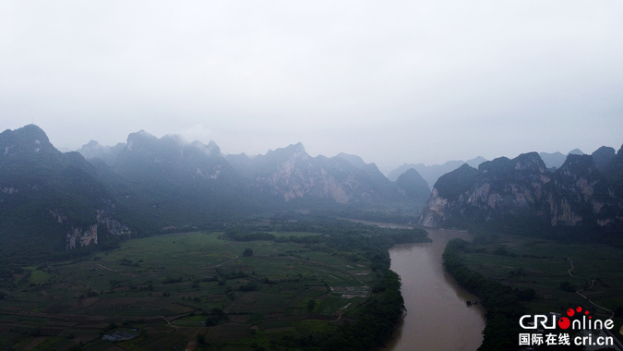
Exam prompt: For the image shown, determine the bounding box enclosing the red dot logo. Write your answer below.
[585,310,589,315]
[558,317,571,329]
[567,308,575,317]
[576,306,582,313]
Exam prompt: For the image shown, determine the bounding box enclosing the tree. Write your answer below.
[307,299,316,312]
[243,248,253,257]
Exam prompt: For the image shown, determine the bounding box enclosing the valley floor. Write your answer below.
[0,220,426,351]
[0,232,373,350]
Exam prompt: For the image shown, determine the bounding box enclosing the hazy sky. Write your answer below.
[1,1,622,173]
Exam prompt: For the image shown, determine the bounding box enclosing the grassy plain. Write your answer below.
[459,232,623,334]
[0,231,377,350]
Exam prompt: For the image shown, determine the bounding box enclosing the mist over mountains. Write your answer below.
[0,125,433,258]
[1,124,621,257]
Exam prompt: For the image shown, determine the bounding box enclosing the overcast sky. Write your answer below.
[1,1,622,173]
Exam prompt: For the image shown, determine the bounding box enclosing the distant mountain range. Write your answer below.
[538,149,584,169]
[2,124,620,256]
[81,131,431,221]
[388,156,488,188]
[419,146,623,234]
[0,125,431,256]
[388,149,597,189]
[81,131,431,229]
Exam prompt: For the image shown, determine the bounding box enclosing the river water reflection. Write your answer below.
[384,228,486,351]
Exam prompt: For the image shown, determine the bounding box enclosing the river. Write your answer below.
[384,228,486,351]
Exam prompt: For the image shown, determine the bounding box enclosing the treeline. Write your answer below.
[223,215,429,248]
[433,215,623,252]
[0,230,123,267]
[222,229,325,244]
[311,208,421,226]
[443,238,528,351]
[468,220,623,249]
[221,216,429,272]
[221,230,276,242]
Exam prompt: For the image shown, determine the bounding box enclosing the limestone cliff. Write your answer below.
[96,209,132,237]
[52,207,132,250]
[66,225,98,249]
[227,143,426,207]
[251,144,357,203]
[419,151,623,232]
[65,212,132,250]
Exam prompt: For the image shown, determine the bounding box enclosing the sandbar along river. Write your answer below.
[384,228,486,351]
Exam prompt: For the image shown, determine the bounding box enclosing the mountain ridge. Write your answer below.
[5,124,620,256]
[387,156,488,188]
[419,147,623,233]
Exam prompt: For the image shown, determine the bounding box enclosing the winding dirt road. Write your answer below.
[566,258,614,319]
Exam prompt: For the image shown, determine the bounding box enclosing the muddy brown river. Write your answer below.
[384,228,486,351]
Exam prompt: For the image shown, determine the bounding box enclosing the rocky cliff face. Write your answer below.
[83,131,430,214]
[96,209,132,237]
[65,213,132,250]
[67,225,98,249]
[227,143,429,207]
[228,143,372,204]
[420,149,623,232]
[49,206,132,250]
[0,125,131,253]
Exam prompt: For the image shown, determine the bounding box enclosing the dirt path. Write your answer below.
[206,256,239,268]
[566,260,623,349]
[160,315,181,328]
[96,263,116,272]
[566,258,614,319]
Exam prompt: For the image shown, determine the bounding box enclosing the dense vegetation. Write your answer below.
[311,208,421,225]
[468,219,623,249]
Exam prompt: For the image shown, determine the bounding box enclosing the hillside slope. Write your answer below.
[0,125,130,261]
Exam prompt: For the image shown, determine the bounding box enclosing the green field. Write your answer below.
[0,231,379,350]
[458,232,623,332]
